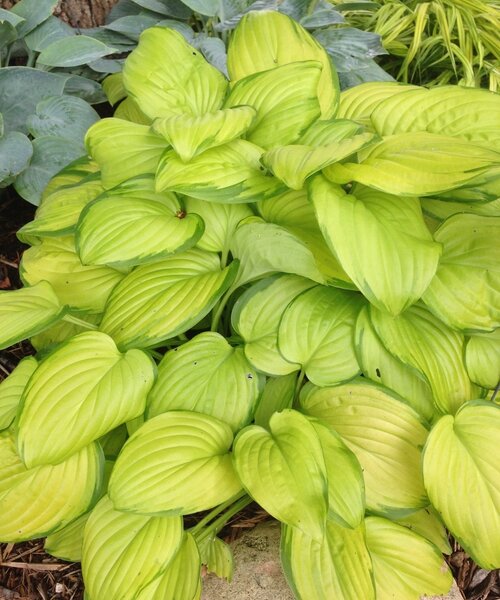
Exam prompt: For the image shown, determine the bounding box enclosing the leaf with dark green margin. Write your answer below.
[147,332,260,432]
[109,411,242,515]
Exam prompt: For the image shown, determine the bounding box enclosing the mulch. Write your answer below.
[1,190,499,599]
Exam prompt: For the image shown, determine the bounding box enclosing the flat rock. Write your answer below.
[201,520,463,600]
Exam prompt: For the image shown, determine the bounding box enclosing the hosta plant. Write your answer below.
[1,9,500,600]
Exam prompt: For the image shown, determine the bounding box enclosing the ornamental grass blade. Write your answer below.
[109,411,242,515]
[423,401,500,569]
[17,331,156,467]
[300,380,429,516]
[147,332,260,432]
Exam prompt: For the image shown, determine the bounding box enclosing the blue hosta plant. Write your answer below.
[1,9,500,600]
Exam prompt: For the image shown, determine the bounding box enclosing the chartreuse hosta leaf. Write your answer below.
[147,332,260,432]
[152,107,256,162]
[311,421,365,528]
[423,402,500,569]
[421,197,500,221]
[231,275,315,376]
[0,281,66,350]
[135,533,201,600]
[0,357,37,431]
[17,331,155,467]
[76,178,203,267]
[365,517,453,600]
[123,27,227,120]
[156,140,285,204]
[102,72,126,106]
[114,97,152,126]
[109,411,242,515]
[281,519,374,600]
[262,133,375,190]
[392,507,452,555]
[233,409,328,541]
[337,81,418,127]
[257,189,353,288]
[422,214,500,331]
[85,118,166,189]
[278,286,363,386]
[194,533,233,581]
[254,373,296,429]
[370,86,500,151]
[370,304,478,415]
[355,306,436,423]
[231,219,325,288]
[40,156,99,202]
[21,236,125,314]
[465,329,500,389]
[298,118,364,146]
[183,198,252,253]
[100,249,238,350]
[324,133,500,197]
[300,381,429,516]
[82,495,184,600]
[0,432,102,542]
[311,177,441,315]
[225,61,321,150]
[227,11,339,119]
[18,176,105,240]
[30,313,101,352]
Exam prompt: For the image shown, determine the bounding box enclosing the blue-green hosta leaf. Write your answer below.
[129,0,192,18]
[278,285,363,386]
[152,107,256,161]
[100,249,238,350]
[114,96,152,125]
[17,331,155,467]
[184,198,252,253]
[311,421,365,528]
[281,519,375,600]
[194,533,232,581]
[324,133,500,197]
[24,15,74,51]
[254,373,296,429]
[263,133,375,190]
[257,188,353,288]
[422,215,500,332]
[370,86,500,151]
[421,197,500,221]
[0,7,24,27]
[135,533,201,600]
[104,14,162,40]
[300,381,429,516]
[231,274,315,375]
[233,409,328,540]
[0,357,37,431]
[82,495,183,600]
[30,313,101,352]
[337,81,418,127]
[123,27,227,120]
[85,118,166,189]
[20,236,125,314]
[76,179,203,267]
[18,176,104,240]
[0,432,102,542]
[0,281,65,350]
[311,177,441,315]
[230,219,325,288]
[225,61,322,150]
[109,411,242,515]
[227,10,339,119]
[355,306,436,423]
[0,68,67,135]
[0,132,33,186]
[195,35,228,76]
[370,304,478,415]
[9,0,58,36]
[0,20,17,50]
[147,332,260,432]
[423,402,500,569]
[14,136,85,206]
[102,72,126,106]
[37,35,117,67]
[63,73,106,104]
[392,507,452,555]
[156,140,285,204]
[365,516,453,599]
[26,95,99,147]
[465,329,500,389]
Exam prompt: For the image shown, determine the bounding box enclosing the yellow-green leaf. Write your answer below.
[392,507,452,555]
[0,357,37,431]
[465,329,500,389]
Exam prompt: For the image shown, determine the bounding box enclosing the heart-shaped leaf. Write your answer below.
[100,249,238,350]
[233,409,328,540]
[0,132,33,185]
[0,357,37,431]
[147,332,260,432]
[109,411,242,515]
[423,401,500,569]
